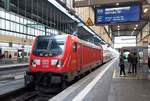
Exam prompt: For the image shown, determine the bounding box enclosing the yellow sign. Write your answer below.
[85,17,94,26]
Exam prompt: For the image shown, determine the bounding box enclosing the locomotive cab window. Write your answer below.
[72,42,77,52]
[33,35,67,56]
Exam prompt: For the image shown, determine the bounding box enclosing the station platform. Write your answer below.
[50,57,150,101]
[0,64,27,96]
[0,63,28,70]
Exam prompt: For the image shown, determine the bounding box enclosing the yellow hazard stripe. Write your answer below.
[112,70,116,79]
[112,69,150,80]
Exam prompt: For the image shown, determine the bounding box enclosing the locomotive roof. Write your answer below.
[37,35,101,49]
[37,35,68,40]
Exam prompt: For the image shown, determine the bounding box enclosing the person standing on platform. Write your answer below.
[138,50,144,71]
[148,54,150,71]
[127,52,132,73]
[119,52,126,76]
[132,53,138,74]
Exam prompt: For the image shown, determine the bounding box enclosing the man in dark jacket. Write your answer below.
[148,55,150,70]
[119,53,126,76]
[128,52,132,73]
[132,53,138,74]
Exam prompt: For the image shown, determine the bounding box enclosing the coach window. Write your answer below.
[73,42,77,52]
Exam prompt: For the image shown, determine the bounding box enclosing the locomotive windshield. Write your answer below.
[33,35,67,56]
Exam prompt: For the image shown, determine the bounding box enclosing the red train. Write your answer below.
[25,34,106,91]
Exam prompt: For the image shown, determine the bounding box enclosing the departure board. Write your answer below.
[95,4,141,24]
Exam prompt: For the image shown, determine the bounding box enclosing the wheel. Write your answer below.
[24,74,35,91]
[62,80,70,90]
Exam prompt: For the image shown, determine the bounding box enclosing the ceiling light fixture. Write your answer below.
[117,26,120,28]
[134,27,136,30]
[144,8,148,13]
[116,3,119,5]
[131,31,134,36]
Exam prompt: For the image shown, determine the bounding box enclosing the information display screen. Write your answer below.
[114,36,136,49]
[95,4,141,24]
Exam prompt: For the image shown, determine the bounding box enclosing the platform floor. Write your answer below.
[50,57,150,101]
[0,64,25,96]
[108,63,150,101]
[0,79,24,95]
[0,63,28,69]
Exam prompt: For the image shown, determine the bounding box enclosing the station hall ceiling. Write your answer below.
[0,0,102,43]
[0,0,77,34]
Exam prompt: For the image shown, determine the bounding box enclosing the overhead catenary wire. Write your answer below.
[46,1,48,36]
[52,5,55,35]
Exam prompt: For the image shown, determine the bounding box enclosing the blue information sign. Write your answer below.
[95,4,141,24]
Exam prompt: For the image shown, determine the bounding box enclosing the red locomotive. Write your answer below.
[25,34,103,91]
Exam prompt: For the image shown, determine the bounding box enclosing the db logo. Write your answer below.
[97,9,103,14]
[42,60,49,67]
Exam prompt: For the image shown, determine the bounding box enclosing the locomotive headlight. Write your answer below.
[51,59,58,65]
[51,59,63,68]
[34,59,40,65]
[32,59,40,67]
[57,60,63,68]
[32,63,37,68]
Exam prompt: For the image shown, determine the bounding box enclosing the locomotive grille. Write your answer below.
[42,60,49,67]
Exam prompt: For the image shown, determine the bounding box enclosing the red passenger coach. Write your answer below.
[25,34,103,90]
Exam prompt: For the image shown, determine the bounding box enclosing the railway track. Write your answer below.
[0,76,79,101]
[10,91,54,101]
[0,63,107,101]
[11,91,38,101]
[1,88,56,101]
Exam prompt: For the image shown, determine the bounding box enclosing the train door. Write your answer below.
[76,43,82,72]
[72,42,78,70]
[0,48,2,59]
[0,48,2,57]
[4,51,8,58]
[18,49,24,62]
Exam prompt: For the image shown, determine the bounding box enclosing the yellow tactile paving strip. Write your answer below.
[112,70,150,80]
